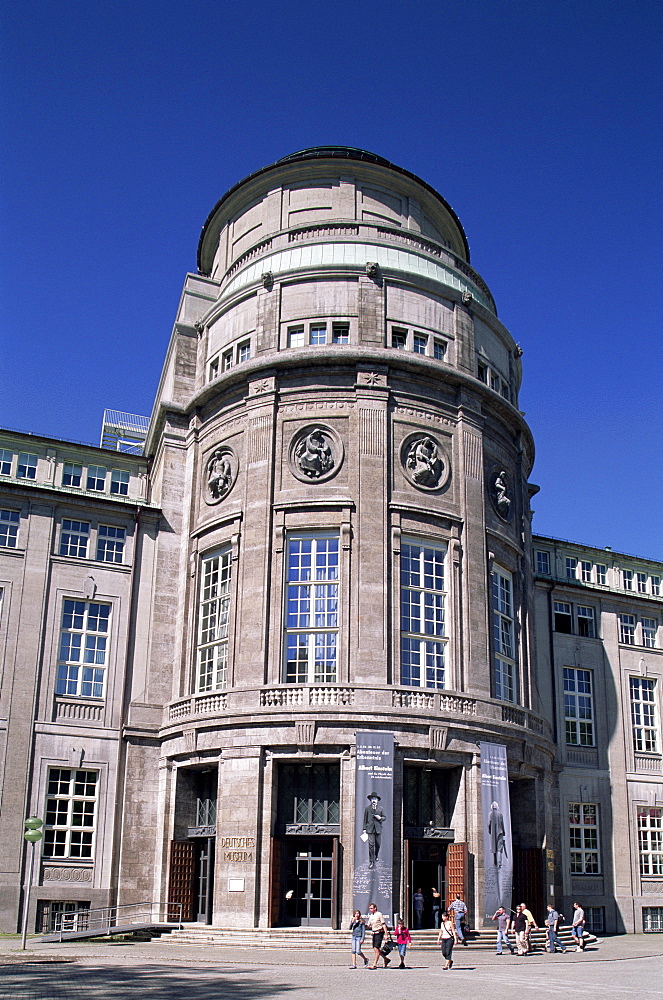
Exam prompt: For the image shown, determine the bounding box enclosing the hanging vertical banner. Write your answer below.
[353,731,394,920]
[481,742,513,919]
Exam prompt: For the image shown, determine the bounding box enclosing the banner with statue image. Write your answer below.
[481,741,513,919]
[353,731,394,921]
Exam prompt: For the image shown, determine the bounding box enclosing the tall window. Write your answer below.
[596,563,607,586]
[623,569,634,590]
[563,668,594,746]
[413,334,427,354]
[59,519,90,558]
[652,576,661,597]
[62,463,82,487]
[237,340,251,362]
[196,550,232,692]
[110,470,129,496]
[0,449,12,475]
[569,802,599,873]
[554,601,573,633]
[619,613,636,644]
[637,572,648,594]
[43,769,97,859]
[86,466,106,491]
[642,618,657,649]
[400,540,447,689]
[17,452,37,479]
[96,525,125,563]
[536,550,551,575]
[577,605,596,638]
[278,763,340,828]
[581,560,592,582]
[285,535,339,684]
[0,509,19,548]
[56,600,110,698]
[638,808,663,876]
[630,677,658,752]
[565,557,577,580]
[492,569,516,702]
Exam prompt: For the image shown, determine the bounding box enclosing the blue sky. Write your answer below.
[1,0,660,558]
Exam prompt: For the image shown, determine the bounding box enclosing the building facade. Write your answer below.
[0,148,661,936]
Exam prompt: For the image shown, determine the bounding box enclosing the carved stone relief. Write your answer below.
[488,467,513,521]
[204,446,238,504]
[289,425,343,483]
[400,433,450,491]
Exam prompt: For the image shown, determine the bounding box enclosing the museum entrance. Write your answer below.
[406,840,447,928]
[194,838,215,924]
[283,837,336,926]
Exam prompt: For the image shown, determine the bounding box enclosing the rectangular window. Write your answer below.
[623,569,634,590]
[400,540,447,689]
[565,557,577,580]
[638,808,663,876]
[477,360,488,383]
[642,618,657,649]
[619,613,636,644]
[490,372,500,392]
[577,605,596,638]
[110,470,130,496]
[554,601,573,634]
[652,576,661,597]
[0,449,13,475]
[17,452,37,479]
[433,339,446,360]
[536,550,551,575]
[62,463,82,488]
[309,324,326,346]
[391,329,407,349]
[288,326,305,348]
[596,563,607,586]
[285,535,339,684]
[43,769,97,860]
[332,323,349,344]
[237,340,251,363]
[413,334,427,354]
[563,667,594,746]
[584,907,605,935]
[96,525,125,564]
[222,349,233,371]
[581,561,592,583]
[59,519,90,558]
[637,572,648,594]
[630,677,658,752]
[569,802,600,873]
[197,550,232,692]
[0,509,19,548]
[86,466,106,491]
[492,569,516,702]
[643,906,663,932]
[56,600,110,698]
[208,357,219,381]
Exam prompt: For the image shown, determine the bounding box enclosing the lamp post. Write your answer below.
[21,817,43,950]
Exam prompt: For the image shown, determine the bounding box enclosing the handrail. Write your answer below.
[56,899,183,941]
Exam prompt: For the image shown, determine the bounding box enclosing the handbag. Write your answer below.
[380,939,394,955]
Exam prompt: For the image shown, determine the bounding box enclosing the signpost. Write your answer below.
[21,817,43,950]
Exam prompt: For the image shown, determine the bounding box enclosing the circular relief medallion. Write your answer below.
[204,445,238,505]
[289,424,343,483]
[488,467,513,521]
[401,433,449,491]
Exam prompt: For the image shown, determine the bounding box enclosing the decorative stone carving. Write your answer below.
[400,433,449,491]
[261,271,273,289]
[489,467,512,521]
[289,425,343,483]
[205,446,237,504]
[42,866,92,882]
[365,261,380,278]
[295,721,316,746]
[461,289,472,305]
[83,575,96,600]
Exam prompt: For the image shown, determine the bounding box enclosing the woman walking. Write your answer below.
[394,918,411,969]
[349,909,368,968]
[437,909,455,970]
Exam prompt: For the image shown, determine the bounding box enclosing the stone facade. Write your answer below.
[0,149,660,936]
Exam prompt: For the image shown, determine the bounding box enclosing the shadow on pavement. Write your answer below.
[0,962,298,999]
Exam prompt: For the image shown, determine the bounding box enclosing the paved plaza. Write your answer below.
[0,936,661,1000]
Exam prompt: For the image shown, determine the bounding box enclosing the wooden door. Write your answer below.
[445,841,467,908]
[168,840,195,921]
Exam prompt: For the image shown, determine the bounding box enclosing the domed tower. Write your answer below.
[120,148,554,930]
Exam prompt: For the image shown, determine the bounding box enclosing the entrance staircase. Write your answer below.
[152,924,597,952]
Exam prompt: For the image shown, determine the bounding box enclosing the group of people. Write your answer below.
[492,901,587,955]
[349,898,588,971]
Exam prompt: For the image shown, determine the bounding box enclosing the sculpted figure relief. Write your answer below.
[206,447,236,503]
[405,435,444,488]
[295,429,335,479]
[489,468,512,520]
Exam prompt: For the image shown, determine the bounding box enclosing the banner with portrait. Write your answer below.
[480,742,513,919]
[353,731,394,920]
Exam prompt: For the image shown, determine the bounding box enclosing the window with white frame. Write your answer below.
[581,560,592,582]
[536,550,551,575]
[17,452,37,479]
[59,519,90,558]
[309,324,326,345]
[596,563,607,586]
[642,618,657,648]
[652,576,661,597]
[492,568,516,702]
[222,349,233,371]
[110,470,129,496]
[413,334,427,354]
[554,601,573,633]
[623,569,634,590]
[86,466,106,491]
[196,550,232,692]
[62,462,82,487]
[630,677,658,752]
[577,605,596,638]
[569,802,600,873]
[619,613,636,644]
[400,540,447,689]
[56,600,110,699]
[391,328,407,349]
[643,906,663,932]
[288,326,305,348]
[565,557,577,580]
[96,525,125,564]
[331,323,349,344]
[208,357,219,381]
[0,449,12,475]
[0,509,19,548]
[638,808,663,876]
[43,769,98,860]
[637,572,648,594]
[563,668,594,746]
[433,339,446,360]
[285,535,339,684]
[237,340,251,363]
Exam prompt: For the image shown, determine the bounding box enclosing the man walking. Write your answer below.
[520,901,538,952]
[545,904,567,953]
[448,893,468,945]
[572,902,586,951]
[491,906,514,954]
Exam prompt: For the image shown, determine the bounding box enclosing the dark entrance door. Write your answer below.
[284,838,334,926]
[407,840,446,928]
[194,838,215,924]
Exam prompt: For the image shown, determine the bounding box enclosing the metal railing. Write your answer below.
[54,899,183,941]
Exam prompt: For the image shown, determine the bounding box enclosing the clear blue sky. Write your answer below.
[1,0,660,558]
